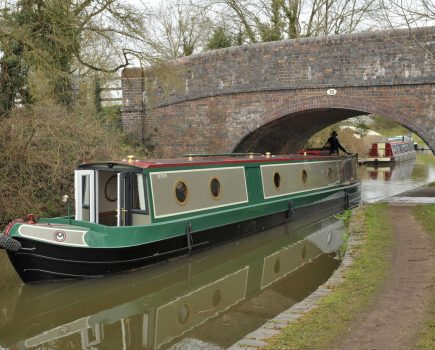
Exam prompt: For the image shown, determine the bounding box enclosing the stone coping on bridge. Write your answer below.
[176,26,435,61]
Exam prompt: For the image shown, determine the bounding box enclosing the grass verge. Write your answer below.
[264,203,394,350]
[414,204,435,349]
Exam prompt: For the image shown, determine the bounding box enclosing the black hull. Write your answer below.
[8,188,360,283]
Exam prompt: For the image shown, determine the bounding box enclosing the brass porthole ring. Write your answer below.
[273,172,281,190]
[209,177,221,200]
[174,180,189,205]
[178,303,190,324]
[104,174,118,202]
[301,169,308,185]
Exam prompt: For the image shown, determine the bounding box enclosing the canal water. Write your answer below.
[0,217,343,350]
[359,151,435,203]
[0,152,433,350]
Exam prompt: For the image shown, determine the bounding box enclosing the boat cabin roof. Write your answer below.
[379,136,414,144]
[77,153,342,171]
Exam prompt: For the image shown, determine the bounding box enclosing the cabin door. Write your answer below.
[74,170,98,223]
[117,172,132,226]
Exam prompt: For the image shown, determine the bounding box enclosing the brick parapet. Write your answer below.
[140,27,434,108]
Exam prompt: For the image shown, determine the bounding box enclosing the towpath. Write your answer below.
[334,188,435,350]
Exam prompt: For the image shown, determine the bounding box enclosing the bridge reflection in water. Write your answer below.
[0,217,344,350]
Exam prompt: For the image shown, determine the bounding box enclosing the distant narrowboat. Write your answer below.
[366,136,417,163]
[0,153,360,283]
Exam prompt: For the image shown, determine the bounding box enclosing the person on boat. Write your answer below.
[327,131,349,155]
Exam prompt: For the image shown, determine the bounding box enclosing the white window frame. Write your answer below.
[74,170,99,223]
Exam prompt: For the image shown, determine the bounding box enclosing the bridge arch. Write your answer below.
[233,93,420,153]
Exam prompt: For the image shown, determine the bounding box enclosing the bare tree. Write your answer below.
[200,0,377,44]
[141,0,213,59]
[375,0,435,60]
[377,0,434,28]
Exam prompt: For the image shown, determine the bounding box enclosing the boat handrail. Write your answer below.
[384,136,413,142]
[183,152,263,158]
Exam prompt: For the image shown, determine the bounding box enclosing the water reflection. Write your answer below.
[359,153,435,203]
[0,217,343,350]
[364,161,415,181]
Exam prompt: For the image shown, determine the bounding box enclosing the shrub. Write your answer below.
[0,102,134,228]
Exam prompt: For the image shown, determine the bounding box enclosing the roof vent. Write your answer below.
[127,155,135,163]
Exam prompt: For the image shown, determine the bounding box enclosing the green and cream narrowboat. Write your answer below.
[0,153,360,283]
[1,218,343,349]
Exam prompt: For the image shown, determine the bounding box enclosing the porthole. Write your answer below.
[178,303,190,324]
[274,258,281,274]
[301,243,307,260]
[175,181,188,205]
[104,175,117,202]
[301,169,308,185]
[210,177,221,199]
[211,289,222,307]
[327,167,333,180]
[273,172,281,189]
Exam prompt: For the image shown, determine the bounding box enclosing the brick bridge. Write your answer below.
[121,27,435,156]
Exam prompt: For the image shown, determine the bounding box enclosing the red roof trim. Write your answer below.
[116,154,342,169]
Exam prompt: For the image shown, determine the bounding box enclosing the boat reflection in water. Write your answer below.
[358,159,422,203]
[365,159,416,181]
[0,217,344,350]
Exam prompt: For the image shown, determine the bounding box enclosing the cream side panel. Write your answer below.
[18,224,88,246]
[150,167,248,218]
[132,213,151,225]
[378,143,386,157]
[261,161,339,199]
[82,208,90,221]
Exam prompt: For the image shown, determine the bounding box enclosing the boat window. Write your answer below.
[210,177,221,199]
[327,167,333,180]
[82,175,90,207]
[302,169,308,185]
[273,172,281,189]
[132,173,147,211]
[175,181,188,205]
[212,289,222,307]
[104,175,117,202]
[178,303,190,324]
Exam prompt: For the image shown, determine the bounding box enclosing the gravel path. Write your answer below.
[334,204,435,350]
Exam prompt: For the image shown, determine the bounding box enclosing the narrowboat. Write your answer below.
[1,218,343,349]
[365,136,417,163]
[0,153,360,283]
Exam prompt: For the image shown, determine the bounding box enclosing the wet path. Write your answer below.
[334,204,435,350]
